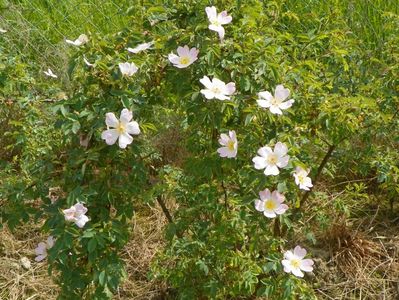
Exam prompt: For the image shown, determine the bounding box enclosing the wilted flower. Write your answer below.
[83,56,94,67]
[119,62,138,77]
[65,34,89,46]
[282,246,314,278]
[293,167,313,191]
[101,108,140,149]
[43,68,57,78]
[200,76,235,100]
[63,203,89,228]
[254,189,288,218]
[257,85,295,115]
[252,142,290,176]
[205,6,232,40]
[127,41,154,54]
[168,45,199,68]
[217,130,238,158]
[35,236,55,262]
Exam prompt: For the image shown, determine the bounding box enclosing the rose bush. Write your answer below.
[1,0,398,299]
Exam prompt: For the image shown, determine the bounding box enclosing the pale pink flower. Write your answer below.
[205,6,232,40]
[217,130,237,158]
[63,203,89,228]
[257,85,295,115]
[101,108,140,149]
[118,62,138,77]
[254,189,288,218]
[168,45,199,68]
[200,76,235,100]
[66,34,89,46]
[282,246,314,278]
[127,41,154,54]
[293,167,313,191]
[34,236,55,262]
[252,142,290,176]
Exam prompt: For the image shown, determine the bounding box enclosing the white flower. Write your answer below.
[257,85,295,115]
[63,203,89,228]
[101,108,140,149]
[200,76,235,101]
[83,56,94,67]
[65,34,89,46]
[252,142,290,176]
[282,246,314,278]
[168,45,199,68]
[119,62,138,77]
[127,41,154,54]
[205,6,232,40]
[254,189,288,218]
[43,68,57,78]
[217,130,238,158]
[0,28,7,33]
[34,236,55,262]
[293,167,313,191]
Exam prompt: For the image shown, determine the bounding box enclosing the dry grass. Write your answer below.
[2,193,398,300]
[316,220,399,299]
[0,203,170,300]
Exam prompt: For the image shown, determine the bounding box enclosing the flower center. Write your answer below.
[267,154,278,165]
[211,19,221,26]
[116,122,126,134]
[211,87,221,94]
[227,140,235,151]
[270,97,281,106]
[298,174,305,184]
[264,199,277,211]
[290,258,301,269]
[179,56,190,65]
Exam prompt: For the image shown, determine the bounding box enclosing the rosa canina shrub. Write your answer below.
[1,0,398,299]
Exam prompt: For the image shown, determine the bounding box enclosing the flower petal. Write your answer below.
[264,164,279,176]
[254,199,265,212]
[105,113,119,128]
[126,121,140,135]
[293,246,307,259]
[120,109,133,123]
[118,132,133,149]
[252,156,267,169]
[274,142,288,157]
[275,84,290,101]
[101,129,119,145]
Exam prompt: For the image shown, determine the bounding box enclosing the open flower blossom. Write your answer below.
[168,45,199,68]
[282,246,314,278]
[119,62,138,77]
[293,167,313,191]
[35,236,55,262]
[205,6,232,40]
[44,68,57,78]
[254,189,288,218]
[63,203,89,228]
[252,142,290,176]
[127,41,154,54]
[200,76,235,100]
[65,34,89,46]
[257,84,295,115]
[101,108,140,149]
[217,130,238,158]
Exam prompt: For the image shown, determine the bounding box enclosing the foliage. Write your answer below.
[1,0,398,299]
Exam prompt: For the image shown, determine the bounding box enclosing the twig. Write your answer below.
[156,195,174,224]
[300,144,336,207]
